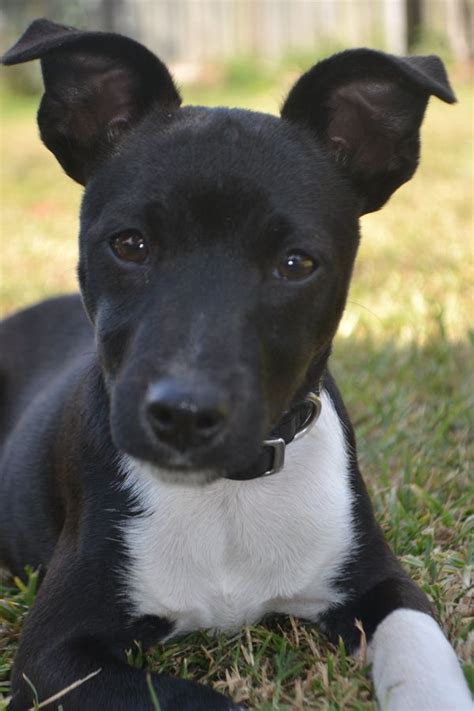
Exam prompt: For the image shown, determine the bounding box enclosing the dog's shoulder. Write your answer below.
[0,293,91,380]
[0,294,93,438]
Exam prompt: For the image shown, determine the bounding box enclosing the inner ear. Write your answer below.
[281,49,456,214]
[2,20,181,184]
[38,45,181,185]
[326,81,425,182]
[38,51,156,183]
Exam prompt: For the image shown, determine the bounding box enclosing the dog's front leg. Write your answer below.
[10,658,239,711]
[369,606,472,711]
[320,575,472,710]
[8,546,242,711]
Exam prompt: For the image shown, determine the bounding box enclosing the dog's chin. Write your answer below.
[114,426,264,486]
[124,454,223,487]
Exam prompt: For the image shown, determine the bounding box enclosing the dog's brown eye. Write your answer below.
[276,251,317,280]
[110,231,148,263]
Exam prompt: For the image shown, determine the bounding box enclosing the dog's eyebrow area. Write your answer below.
[141,182,320,259]
[81,104,343,252]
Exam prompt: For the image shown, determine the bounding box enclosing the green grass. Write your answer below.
[0,67,473,709]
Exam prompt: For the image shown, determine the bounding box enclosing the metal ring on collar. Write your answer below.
[262,391,322,476]
[293,391,322,441]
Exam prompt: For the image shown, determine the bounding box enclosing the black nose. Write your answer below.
[146,378,229,451]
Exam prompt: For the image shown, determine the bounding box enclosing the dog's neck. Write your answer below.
[225,375,325,481]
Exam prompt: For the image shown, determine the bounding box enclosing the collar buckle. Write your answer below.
[261,437,286,476]
[261,391,322,477]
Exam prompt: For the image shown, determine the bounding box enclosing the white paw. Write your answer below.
[370,609,473,710]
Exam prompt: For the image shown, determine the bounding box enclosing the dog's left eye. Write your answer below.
[275,251,318,280]
[110,231,149,264]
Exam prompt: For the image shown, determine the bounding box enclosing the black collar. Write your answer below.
[225,382,324,481]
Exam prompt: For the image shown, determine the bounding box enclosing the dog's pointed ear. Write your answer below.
[281,49,456,214]
[1,19,181,184]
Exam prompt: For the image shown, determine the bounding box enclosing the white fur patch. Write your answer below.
[370,609,473,710]
[119,390,356,636]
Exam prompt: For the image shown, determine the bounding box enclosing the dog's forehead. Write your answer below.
[84,105,351,238]
[100,107,326,193]
[150,105,313,162]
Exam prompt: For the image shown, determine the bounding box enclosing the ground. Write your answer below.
[0,64,473,710]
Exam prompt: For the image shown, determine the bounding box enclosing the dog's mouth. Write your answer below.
[122,437,257,486]
[119,391,322,487]
[124,455,223,487]
[112,416,262,485]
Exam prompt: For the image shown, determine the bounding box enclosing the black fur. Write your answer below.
[0,19,456,710]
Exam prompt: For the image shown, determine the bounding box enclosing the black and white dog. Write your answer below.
[1,19,472,711]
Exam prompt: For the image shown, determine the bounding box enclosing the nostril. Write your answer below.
[195,409,224,435]
[148,402,175,432]
[145,378,229,449]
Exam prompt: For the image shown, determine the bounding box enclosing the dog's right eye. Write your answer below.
[110,231,149,264]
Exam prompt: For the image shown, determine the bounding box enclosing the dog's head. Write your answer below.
[3,20,455,483]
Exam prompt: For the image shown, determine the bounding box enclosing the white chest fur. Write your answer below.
[120,391,356,636]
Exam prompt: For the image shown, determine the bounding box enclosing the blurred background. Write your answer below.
[1,0,473,71]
